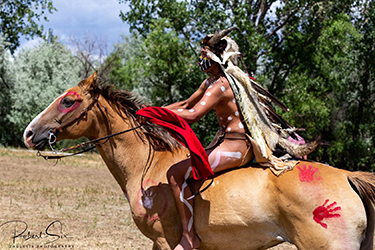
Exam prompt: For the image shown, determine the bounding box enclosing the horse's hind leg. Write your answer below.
[290,223,363,250]
[359,198,375,250]
[289,206,367,250]
[287,198,366,250]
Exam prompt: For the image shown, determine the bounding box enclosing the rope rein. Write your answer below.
[37,94,144,160]
[37,93,212,199]
[37,125,144,160]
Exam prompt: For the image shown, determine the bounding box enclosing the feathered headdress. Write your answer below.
[202,27,319,174]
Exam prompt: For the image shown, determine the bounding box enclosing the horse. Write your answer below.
[23,72,375,250]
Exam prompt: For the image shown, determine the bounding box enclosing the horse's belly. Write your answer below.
[194,169,282,249]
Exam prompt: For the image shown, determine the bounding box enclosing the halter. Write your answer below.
[37,94,143,161]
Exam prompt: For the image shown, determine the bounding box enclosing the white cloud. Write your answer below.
[19,0,130,51]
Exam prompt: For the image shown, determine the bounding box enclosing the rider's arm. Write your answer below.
[164,79,209,110]
[168,79,226,124]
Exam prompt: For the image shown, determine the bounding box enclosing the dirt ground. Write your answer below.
[0,148,297,250]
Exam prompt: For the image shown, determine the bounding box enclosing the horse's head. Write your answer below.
[23,72,100,150]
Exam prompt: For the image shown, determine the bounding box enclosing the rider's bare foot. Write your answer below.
[173,234,200,250]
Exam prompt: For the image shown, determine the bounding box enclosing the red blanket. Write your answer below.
[136,107,213,180]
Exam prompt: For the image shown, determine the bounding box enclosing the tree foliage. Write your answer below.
[106,34,146,91]
[109,20,218,145]
[3,40,82,146]
[0,0,56,54]
[118,0,375,170]
[0,36,14,145]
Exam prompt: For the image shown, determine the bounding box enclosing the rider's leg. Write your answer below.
[167,138,249,250]
[167,158,200,250]
[208,138,249,172]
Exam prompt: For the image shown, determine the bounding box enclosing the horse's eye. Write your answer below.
[61,97,75,108]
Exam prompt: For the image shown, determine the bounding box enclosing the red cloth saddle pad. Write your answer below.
[136,107,213,180]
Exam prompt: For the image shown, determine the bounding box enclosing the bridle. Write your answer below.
[38,90,213,200]
[37,93,143,161]
[51,94,99,135]
[38,90,157,200]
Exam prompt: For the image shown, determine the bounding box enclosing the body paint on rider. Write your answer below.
[181,167,194,231]
[211,151,242,171]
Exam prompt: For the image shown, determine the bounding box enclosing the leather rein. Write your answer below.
[37,94,143,161]
[38,92,213,200]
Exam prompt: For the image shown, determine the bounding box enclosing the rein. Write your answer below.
[37,94,144,160]
[37,92,212,199]
[38,125,144,160]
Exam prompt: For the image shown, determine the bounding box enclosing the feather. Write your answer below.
[258,99,293,130]
[278,136,321,157]
[223,59,318,159]
[249,78,289,112]
[206,50,222,64]
[222,51,241,65]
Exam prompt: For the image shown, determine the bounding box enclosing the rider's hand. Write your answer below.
[137,115,148,124]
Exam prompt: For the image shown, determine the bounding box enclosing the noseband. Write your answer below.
[38,94,143,160]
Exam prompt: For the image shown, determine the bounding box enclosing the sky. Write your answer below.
[18,0,130,53]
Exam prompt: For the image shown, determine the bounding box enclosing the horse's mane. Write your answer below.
[97,84,181,151]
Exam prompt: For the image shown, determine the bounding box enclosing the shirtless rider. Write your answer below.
[137,27,317,250]
[164,34,252,250]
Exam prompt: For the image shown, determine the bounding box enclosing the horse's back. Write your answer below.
[195,161,369,250]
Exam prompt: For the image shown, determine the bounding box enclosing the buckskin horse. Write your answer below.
[23,72,375,250]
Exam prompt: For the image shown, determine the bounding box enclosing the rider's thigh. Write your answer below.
[207,139,248,173]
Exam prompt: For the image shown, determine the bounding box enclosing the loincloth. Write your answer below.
[205,130,254,167]
[206,130,298,176]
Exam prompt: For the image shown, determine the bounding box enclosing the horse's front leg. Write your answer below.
[152,241,159,250]
[153,237,174,250]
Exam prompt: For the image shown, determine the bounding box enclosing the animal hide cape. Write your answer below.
[206,42,313,175]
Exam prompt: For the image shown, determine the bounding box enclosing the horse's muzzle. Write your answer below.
[23,127,49,150]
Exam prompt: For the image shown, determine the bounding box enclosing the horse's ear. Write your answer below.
[80,71,98,92]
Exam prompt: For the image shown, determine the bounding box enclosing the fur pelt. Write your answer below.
[206,36,319,162]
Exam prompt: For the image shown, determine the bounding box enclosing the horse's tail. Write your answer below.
[347,171,375,249]
[348,171,375,203]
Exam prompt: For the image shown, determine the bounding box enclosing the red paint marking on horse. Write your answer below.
[58,91,82,113]
[313,199,341,229]
[137,179,168,222]
[121,187,130,202]
[297,165,323,182]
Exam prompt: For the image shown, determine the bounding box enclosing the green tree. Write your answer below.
[0,36,14,145]
[119,0,375,168]
[280,9,374,170]
[121,0,356,84]
[106,34,146,91]
[0,0,56,54]
[6,40,82,146]
[108,21,218,145]
[335,1,375,170]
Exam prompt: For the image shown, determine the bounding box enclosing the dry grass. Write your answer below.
[0,148,152,249]
[0,148,296,250]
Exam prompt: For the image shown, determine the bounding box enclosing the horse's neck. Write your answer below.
[89,97,183,201]
[90,98,150,195]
